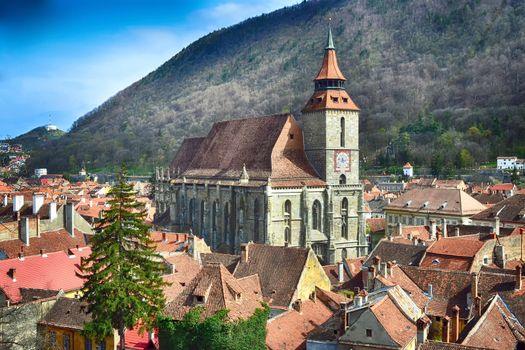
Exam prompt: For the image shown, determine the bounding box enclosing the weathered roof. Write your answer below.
[418,341,491,349]
[200,252,240,274]
[401,266,471,318]
[420,236,486,271]
[169,137,205,175]
[362,240,427,267]
[39,297,91,330]
[460,295,525,349]
[385,188,486,216]
[175,114,324,188]
[234,243,310,308]
[471,194,525,224]
[302,90,359,112]
[164,263,262,321]
[374,265,429,310]
[162,253,202,302]
[471,193,506,205]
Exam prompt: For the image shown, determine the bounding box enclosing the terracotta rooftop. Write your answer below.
[418,341,492,349]
[200,252,240,274]
[164,263,262,321]
[367,218,385,233]
[39,297,91,330]
[460,295,525,349]
[471,193,506,206]
[266,298,333,350]
[471,194,525,224]
[302,90,359,112]
[374,265,429,310]
[362,240,427,267]
[371,295,417,347]
[403,162,413,169]
[0,247,90,304]
[386,188,486,216]
[162,254,202,302]
[234,243,310,308]
[419,236,486,271]
[490,183,516,191]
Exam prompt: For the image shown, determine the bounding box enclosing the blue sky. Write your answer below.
[0,0,298,138]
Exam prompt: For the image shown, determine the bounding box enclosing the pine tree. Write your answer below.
[79,166,167,350]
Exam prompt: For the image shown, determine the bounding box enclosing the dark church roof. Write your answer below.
[170,137,205,175]
[170,114,325,188]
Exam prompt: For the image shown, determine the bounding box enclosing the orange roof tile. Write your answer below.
[314,48,346,81]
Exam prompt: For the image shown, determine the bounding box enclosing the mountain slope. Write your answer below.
[29,0,525,174]
[8,126,65,151]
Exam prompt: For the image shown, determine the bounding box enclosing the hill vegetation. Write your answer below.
[28,0,525,175]
[6,126,65,152]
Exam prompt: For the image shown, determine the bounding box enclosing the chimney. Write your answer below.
[67,248,75,258]
[2,194,7,207]
[397,222,403,236]
[19,217,30,246]
[474,296,482,317]
[442,219,448,238]
[380,262,388,277]
[367,266,376,288]
[49,202,57,221]
[386,261,394,277]
[65,203,75,237]
[8,268,16,282]
[452,305,460,342]
[373,256,381,269]
[443,316,451,343]
[516,265,523,291]
[241,243,249,263]
[436,229,441,241]
[427,284,433,299]
[416,317,430,344]
[18,252,24,260]
[32,193,44,215]
[471,272,479,299]
[13,195,24,213]
[407,233,413,241]
[361,290,369,304]
[40,249,47,257]
[340,303,349,331]
[338,261,345,283]
[494,217,500,236]
[354,295,363,307]
[36,215,40,237]
[412,236,418,246]
[430,220,437,240]
[162,232,167,242]
[454,227,460,237]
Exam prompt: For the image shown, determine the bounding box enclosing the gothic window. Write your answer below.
[339,174,346,184]
[212,201,218,232]
[340,117,346,147]
[312,200,322,231]
[284,200,291,218]
[224,202,230,242]
[285,227,291,244]
[200,200,205,237]
[254,199,260,242]
[342,198,348,239]
[189,199,195,229]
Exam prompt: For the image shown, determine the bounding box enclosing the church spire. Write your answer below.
[326,24,335,50]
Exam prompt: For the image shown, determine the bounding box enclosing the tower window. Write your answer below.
[340,117,346,147]
[339,174,346,185]
[312,200,322,231]
[342,97,348,103]
[316,97,323,103]
[331,96,339,103]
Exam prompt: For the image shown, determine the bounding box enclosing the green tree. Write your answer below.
[158,305,270,350]
[456,148,475,169]
[79,166,167,350]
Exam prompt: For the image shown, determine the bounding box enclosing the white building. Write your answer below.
[403,162,414,177]
[497,156,524,170]
[45,124,58,131]
[34,168,48,178]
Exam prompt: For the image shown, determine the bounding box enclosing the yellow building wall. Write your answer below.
[43,325,115,350]
[296,249,331,302]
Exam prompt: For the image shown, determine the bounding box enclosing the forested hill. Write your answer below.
[28,0,525,174]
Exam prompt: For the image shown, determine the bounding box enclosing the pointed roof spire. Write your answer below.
[326,19,335,50]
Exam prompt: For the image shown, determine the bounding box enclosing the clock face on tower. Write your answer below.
[335,150,351,172]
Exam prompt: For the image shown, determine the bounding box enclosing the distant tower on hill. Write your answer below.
[45,124,57,131]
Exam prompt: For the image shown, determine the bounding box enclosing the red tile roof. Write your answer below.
[125,325,158,350]
[314,47,346,81]
[266,299,333,350]
[490,183,515,191]
[403,162,413,169]
[0,247,90,303]
[148,232,188,254]
[371,296,417,347]
[367,218,385,233]
[162,254,202,302]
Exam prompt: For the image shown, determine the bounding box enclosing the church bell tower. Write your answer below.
[302,27,360,186]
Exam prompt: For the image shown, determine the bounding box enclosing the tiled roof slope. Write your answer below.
[0,247,90,303]
[176,114,324,187]
[164,263,262,321]
[418,341,491,349]
[170,137,205,175]
[385,188,486,216]
[374,265,429,310]
[39,297,91,330]
[162,254,201,302]
[471,194,525,224]
[401,266,471,318]
[420,236,486,271]
[371,296,417,347]
[266,299,333,350]
[460,295,525,350]
[0,229,89,259]
[362,240,427,267]
[201,252,240,274]
[234,243,309,307]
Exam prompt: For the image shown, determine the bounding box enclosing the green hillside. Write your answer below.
[8,126,65,152]
[28,0,525,174]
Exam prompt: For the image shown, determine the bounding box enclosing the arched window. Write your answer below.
[284,200,291,217]
[340,117,345,147]
[189,198,195,229]
[200,200,206,237]
[342,198,348,239]
[339,174,346,185]
[312,200,322,230]
[285,227,291,244]
[223,202,230,242]
[254,199,260,242]
[212,201,218,232]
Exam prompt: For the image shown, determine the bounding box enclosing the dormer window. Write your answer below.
[196,295,204,303]
[316,97,323,103]
[289,133,294,140]
[366,329,373,337]
[342,97,348,103]
[331,96,339,103]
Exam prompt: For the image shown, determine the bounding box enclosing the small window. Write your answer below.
[339,174,346,185]
[96,341,106,350]
[316,97,323,103]
[342,97,349,103]
[289,133,294,140]
[49,331,57,348]
[331,96,339,103]
[63,334,71,350]
[196,295,204,303]
[483,256,488,265]
[366,329,373,337]
[84,338,92,350]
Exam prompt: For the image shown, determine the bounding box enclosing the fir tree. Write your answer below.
[79,166,167,350]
